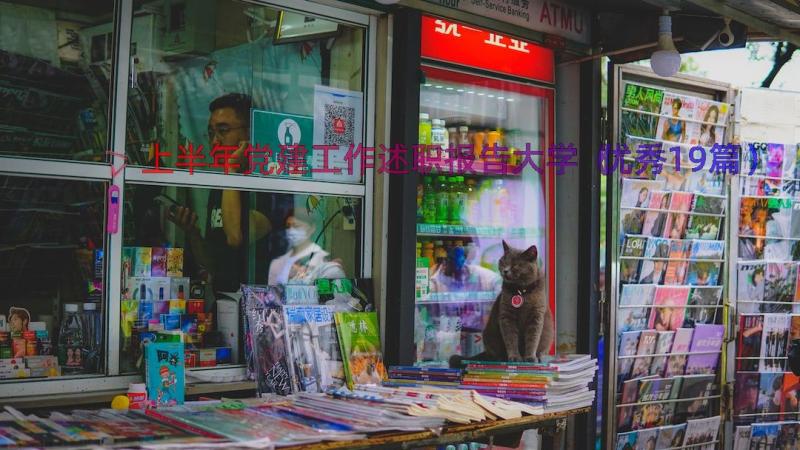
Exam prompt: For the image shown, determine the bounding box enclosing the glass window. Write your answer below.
[120,183,362,373]
[126,0,367,183]
[0,1,113,161]
[0,175,107,378]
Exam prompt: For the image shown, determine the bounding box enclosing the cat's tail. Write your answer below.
[449,352,490,369]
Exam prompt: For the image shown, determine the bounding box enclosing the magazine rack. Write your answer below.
[728,87,800,448]
[605,64,735,450]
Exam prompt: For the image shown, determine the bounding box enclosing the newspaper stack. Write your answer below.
[459,354,597,413]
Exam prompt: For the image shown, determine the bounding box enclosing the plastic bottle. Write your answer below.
[422,176,436,224]
[422,242,435,269]
[58,303,85,374]
[82,302,102,373]
[418,113,432,147]
[464,178,478,226]
[447,176,460,225]
[435,176,450,225]
[448,127,458,150]
[458,126,471,157]
[415,241,422,258]
[416,181,424,222]
[492,179,509,226]
[434,240,448,267]
[455,176,468,225]
[127,383,147,410]
[431,119,447,158]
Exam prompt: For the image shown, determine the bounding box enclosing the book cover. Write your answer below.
[144,341,185,407]
[691,194,725,215]
[756,372,783,421]
[657,93,695,144]
[685,215,721,240]
[663,240,691,285]
[734,373,761,419]
[683,416,720,446]
[648,286,689,331]
[617,331,642,383]
[665,328,694,377]
[649,331,676,377]
[684,287,722,327]
[630,330,658,379]
[619,285,656,334]
[662,193,693,240]
[638,377,676,402]
[615,431,638,450]
[674,374,715,421]
[749,423,780,449]
[759,314,790,372]
[685,324,724,375]
[689,240,725,260]
[621,179,665,209]
[622,236,648,258]
[685,261,721,286]
[763,263,797,313]
[283,305,344,393]
[335,311,386,388]
[151,247,167,277]
[620,259,642,285]
[781,373,800,415]
[737,315,764,372]
[656,423,686,450]
[639,238,671,284]
[642,191,670,237]
[737,263,765,313]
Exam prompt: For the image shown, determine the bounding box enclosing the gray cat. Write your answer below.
[450,241,553,366]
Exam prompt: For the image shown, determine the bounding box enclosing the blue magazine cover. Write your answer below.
[145,341,185,407]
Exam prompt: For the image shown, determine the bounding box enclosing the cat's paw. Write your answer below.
[507,355,523,362]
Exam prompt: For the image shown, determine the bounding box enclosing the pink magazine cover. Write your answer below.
[664,240,691,285]
[648,286,690,332]
[662,193,693,239]
[642,191,671,237]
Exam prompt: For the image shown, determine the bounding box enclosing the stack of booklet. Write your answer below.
[458,355,597,413]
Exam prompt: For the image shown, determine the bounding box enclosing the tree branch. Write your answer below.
[761,42,798,87]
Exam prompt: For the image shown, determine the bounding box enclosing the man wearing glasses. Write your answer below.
[170,93,270,292]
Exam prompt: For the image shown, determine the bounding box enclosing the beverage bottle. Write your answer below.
[416,181,424,221]
[473,132,485,162]
[456,176,468,225]
[492,179,509,226]
[478,179,494,226]
[464,178,478,225]
[416,241,422,258]
[458,126,471,158]
[434,240,448,267]
[58,303,85,374]
[448,127,458,150]
[422,241,435,269]
[435,175,450,225]
[422,176,436,224]
[447,176,460,225]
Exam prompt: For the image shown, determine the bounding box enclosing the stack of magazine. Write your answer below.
[616,82,730,448]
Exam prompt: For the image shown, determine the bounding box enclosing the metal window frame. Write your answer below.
[0,0,378,401]
[604,63,735,450]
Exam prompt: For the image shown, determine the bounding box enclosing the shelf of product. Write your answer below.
[613,82,731,446]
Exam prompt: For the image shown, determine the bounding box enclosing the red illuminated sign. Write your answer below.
[420,16,555,84]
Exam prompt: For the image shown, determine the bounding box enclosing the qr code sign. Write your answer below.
[324,104,355,146]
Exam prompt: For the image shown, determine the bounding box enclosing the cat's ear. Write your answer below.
[502,240,511,254]
[522,245,538,261]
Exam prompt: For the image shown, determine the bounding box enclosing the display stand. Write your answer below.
[605,64,734,450]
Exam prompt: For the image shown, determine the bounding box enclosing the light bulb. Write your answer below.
[650,14,681,77]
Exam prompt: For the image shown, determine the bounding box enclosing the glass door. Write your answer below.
[413,65,554,366]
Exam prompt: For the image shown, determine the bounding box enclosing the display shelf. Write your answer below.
[417,291,497,304]
[416,223,537,238]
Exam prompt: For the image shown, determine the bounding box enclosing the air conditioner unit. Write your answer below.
[80,14,158,72]
[161,0,215,59]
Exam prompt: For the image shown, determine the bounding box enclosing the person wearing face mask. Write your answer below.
[429,243,500,293]
[268,210,345,285]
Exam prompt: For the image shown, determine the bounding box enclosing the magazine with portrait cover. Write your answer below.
[777,423,800,449]
[241,284,287,388]
[693,98,730,126]
[683,287,722,327]
[691,194,725,215]
[664,240,691,285]
[648,286,689,332]
[684,324,724,375]
[639,238,670,284]
[759,314,790,372]
[734,373,761,420]
[739,197,770,239]
[662,192,693,239]
[623,83,665,113]
[656,93,696,145]
[674,374,715,421]
[781,373,800,416]
[283,305,345,393]
[733,426,751,450]
[244,294,292,396]
[620,258,642,285]
[763,263,797,312]
[656,163,690,192]
[632,402,674,431]
[686,170,724,196]
[638,377,677,403]
[622,235,648,258]
[656,423,686,450]
[621,179,665,209]
[630,330,659,379]
[749,422,780,449]
[617,331,642,384]
[742,176,783,198]
[685,215,721,240]
[648,331,676,377]
[621,208,647,236]
[664,328,694,378]
[737,314,764,372]
[618,377,645,431]
[689,239,725,261]
[632,427,658,448]
[619,285,656,334]
[756,372,784,421]
[737,263,765,313]
[642,191,671,237]
[682,415,720,446]
[615,430,638,450]
[686,261,721,287]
